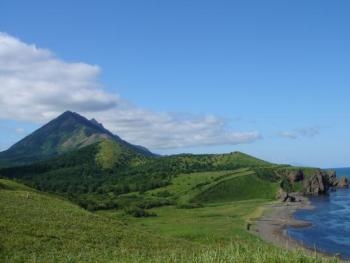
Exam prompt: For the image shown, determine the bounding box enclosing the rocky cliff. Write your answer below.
[302,169,348,195]
[278,169,348,202]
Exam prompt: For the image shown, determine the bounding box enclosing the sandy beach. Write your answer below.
[252,197,348,261]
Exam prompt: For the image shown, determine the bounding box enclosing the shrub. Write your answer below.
[124,207,157,217]
[138,198,173,209]
[154,190,172,197]
[177,203,203,209]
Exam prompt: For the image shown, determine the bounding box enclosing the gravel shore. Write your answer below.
[253,198,350,262]
[252,197,314,251]
[253,199,350,262]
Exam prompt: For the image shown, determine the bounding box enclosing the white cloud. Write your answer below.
[98,109,261,149]
[0,32,261,150]
[278,127,320,140]
[0,32,117,122]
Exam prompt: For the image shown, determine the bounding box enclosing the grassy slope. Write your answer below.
[95,140,124,170]
[101,200,338,263]
[143,168,277,206]
[144,169,253,203]
[192,172,278,203]
[210,151,272,167]
[105,200,267,244]
[1,179,338,263]
[0,179,196,263]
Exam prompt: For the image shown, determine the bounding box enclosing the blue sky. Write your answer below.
[1,0,350,167]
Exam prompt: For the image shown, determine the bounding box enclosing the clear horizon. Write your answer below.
[1,1,350,168]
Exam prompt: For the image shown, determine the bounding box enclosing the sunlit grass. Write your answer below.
[1,179,339,263]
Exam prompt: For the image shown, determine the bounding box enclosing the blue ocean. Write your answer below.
[287,168,350,260]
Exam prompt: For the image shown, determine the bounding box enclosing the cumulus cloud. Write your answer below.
[0,32,117,122]
[98,109,261,149]
[0,33,261,149]
[278,127,320,140]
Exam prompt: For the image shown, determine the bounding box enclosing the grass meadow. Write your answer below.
[0,177,340,263]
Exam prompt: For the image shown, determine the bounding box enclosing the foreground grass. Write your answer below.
[1,179,339,262]
[102,200,340,263]
[0,179,196,262]
[104,200,266,244]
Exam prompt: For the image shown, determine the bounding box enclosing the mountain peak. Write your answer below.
[62,110,75,115]
[52,111,113,136]
[56,110,86,122]
[0,111,154,166]
[58,110,79,119]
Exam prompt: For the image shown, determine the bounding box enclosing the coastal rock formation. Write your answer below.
[276,188,302,202]
[326,170,337,186]
[336,176,349,188]
[324,170,349,188]
[302,169,329,195]
[302,169,349,195]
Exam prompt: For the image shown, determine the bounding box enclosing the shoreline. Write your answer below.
[252,197,347,262]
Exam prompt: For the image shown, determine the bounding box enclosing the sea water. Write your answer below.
[287,168,350,260]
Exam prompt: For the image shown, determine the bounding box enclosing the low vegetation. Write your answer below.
[0,179,338,263]
[192,172,278,203]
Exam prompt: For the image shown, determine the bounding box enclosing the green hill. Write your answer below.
[0,111,322,216]
[0,111,277,210]
[0,140,281,212]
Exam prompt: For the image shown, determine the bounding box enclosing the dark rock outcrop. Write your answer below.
[303,169,329,195]
[336,176,349,188]
[324,170,349,188]
[278,168,348,201]
[326,170,337,186]
[302,169,349,195]
[287,170,304,183]
[276,188,301,202]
